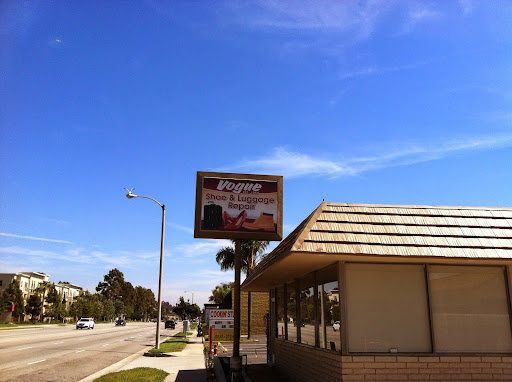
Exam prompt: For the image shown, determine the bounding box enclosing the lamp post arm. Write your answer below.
[134,195,164,208]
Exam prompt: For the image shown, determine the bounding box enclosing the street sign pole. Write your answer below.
[231,239,242,381]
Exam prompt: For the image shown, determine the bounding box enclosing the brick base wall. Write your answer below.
[275,340,343,382]
[341,355,512,381]
[274,341,512,382]
[248,292,268,335]
[233,291,269,336]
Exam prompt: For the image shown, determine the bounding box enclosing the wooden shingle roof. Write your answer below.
[242,202,512,291]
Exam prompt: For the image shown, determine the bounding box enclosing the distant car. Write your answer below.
[165,319,176,329]
[76,317,95,330]
[115,318,126,326]
[332,321,340,331]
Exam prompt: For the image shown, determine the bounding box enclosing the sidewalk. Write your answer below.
[121,335,206,382]
[79,334,288,382]
[79,335,206,382]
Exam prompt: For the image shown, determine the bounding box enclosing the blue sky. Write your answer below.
[1,1,511,307]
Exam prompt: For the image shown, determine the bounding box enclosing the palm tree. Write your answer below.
[36,281,52,321]
[215,240,269,337]
[215,240,269,275]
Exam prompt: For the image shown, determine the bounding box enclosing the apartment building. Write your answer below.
[0,272,50,301]
[0,272,82,314]
[54,282,83,309]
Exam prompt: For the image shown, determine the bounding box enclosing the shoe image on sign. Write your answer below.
[242,212,275,231]
[223,210,247,230]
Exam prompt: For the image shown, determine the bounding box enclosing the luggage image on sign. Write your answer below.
[203,201,223,229]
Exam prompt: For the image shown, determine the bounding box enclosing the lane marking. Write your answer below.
[54,342,64,345]
[75,350,85,353]
[28,359,46,365]
[102,344,110,347]
[17,346,33,351]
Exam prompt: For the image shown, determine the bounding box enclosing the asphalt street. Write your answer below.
[0,322,175,382]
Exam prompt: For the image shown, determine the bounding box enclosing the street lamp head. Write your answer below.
[124,188,138,199]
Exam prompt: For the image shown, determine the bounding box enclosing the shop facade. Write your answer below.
[242,202,512,381]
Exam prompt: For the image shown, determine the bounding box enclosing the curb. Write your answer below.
[77,347,149,382]
[143,352,173,357]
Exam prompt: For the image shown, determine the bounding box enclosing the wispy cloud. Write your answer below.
[338,59,436,80]
[167,222,194,234]
[458,0,476,16]
[174,240,231,258]
[0,232,72,244]
[223,147,355,178]
[397,6,442,35]
[225,1,395,44]
[0,245,162,269]
[223,134,512,179]
[0,246,90,264]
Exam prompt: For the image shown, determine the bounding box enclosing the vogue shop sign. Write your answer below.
[194,172,283,240]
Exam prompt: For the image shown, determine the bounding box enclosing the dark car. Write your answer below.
[115,318,126,326]
[165,319,176,329]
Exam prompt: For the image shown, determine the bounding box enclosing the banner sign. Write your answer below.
[209,309,234,342]
[194,172,283,240]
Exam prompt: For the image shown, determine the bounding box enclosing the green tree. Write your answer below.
[35,281,52,319]
[121,281,135,314]
[173,297,201,320]
[132,286,156,321]
[69,297,84,319]
[188,303,201,320]
[103,300,115,320]
[173,297,188,320]
[47,294,67,320]
[114,299,126,318]
[0,280,25,321]
[161,301,173,318]
[96,268,125,301]
[26,294,42,320]
[92,299,104,320]
[209,282,235,304]
[70,292,95,319]
[46,285,59,304]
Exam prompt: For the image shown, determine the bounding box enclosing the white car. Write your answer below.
[76,317,95,329]
[332,321,340,331]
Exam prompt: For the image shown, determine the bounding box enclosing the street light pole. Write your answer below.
[124,188,166,350]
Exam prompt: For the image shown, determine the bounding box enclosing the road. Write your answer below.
[0,322,177,382]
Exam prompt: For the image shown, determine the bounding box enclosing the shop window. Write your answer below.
[299,274,315,345]
[287,282,297,342]
[345,263,431,353]
[317,264,340,351]
[276,286,285,339]
[429,265,512,353]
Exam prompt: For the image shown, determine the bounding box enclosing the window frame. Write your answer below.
[273,261,512,355]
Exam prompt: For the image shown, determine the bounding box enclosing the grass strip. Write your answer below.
[173,332,193,337]
[148,338,189,353]
[0,323,44,330]
[93,367,168,382]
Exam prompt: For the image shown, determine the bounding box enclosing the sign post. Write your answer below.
[194,172,283,381]
[232,240,242,378]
